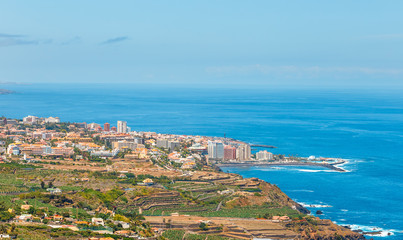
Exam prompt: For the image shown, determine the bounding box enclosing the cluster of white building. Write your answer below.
[207,141,274,162]
[207,141,251,161]
[7,116,276,164]
[23,115,60,125]
[21,116,132,134]
[85,120,131,133]
[156,139,180,152]
[6,143,74,157]
[168,152,198,169]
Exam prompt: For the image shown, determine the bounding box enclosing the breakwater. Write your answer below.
[217,161,346,172]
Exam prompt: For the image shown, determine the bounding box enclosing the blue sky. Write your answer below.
[0,1,402,88]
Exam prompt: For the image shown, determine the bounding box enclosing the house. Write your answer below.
[21,204,32,211]
[218,189,234,195]
[143,178,154,186]
[53,214,64,222]
[92,217,105,226]
[151,227,163,234]
[182,161,196,169]
[16,214,33,222]
[47,188,62,194]
[113,220,130,229]
[93,230,113,235]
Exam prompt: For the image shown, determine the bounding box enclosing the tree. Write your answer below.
[10,223,16,233]
[199,222,208,231]
[28,206,36,214]
[96,213,110,220]
[0,201,6,212]
[50,139,57,147]
[48,181,54,188]
[0,211,15,222]
[0,225,7,234]
[41,181,45,189]
[113,214,130,223]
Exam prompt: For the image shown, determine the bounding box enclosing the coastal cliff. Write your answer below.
[230,178,367,239]
[190,172,367,240]
[289,218,368,240]
[225,178,310,214]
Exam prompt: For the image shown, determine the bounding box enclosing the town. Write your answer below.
[2,115,276,166]
[2,115,346,173]
[0,116,363,239]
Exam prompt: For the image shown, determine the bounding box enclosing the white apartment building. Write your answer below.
[208,141,224,160]
[256,150,273,161]
[236,144,251,161]
[45,117,60,123]
[23,115,38,124]
[117,121,127,133]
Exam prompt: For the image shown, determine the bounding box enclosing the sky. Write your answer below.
[0,1,403,88]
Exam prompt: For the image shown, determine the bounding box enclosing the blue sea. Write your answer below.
[1,83,403,239]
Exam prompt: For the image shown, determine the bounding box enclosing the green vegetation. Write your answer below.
[161,229,186,239]
[0,161,40,170]
[144,205,302,219]
[44,122,70,132]
[185,234,233,240]
[161,230,233,240]
[199,222,208,230]
[80,188,124,207]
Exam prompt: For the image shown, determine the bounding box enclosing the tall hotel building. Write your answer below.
[224,145,236,160]
[104,123,110,131]
[208,141,224,160]
[117,121,127,133]
[236,144,251,161]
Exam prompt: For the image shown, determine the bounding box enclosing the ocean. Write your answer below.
[1,83,402,239]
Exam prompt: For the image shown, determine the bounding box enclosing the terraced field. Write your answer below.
[146,216,299,240]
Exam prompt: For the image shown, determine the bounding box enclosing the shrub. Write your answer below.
[199,222,208,231]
